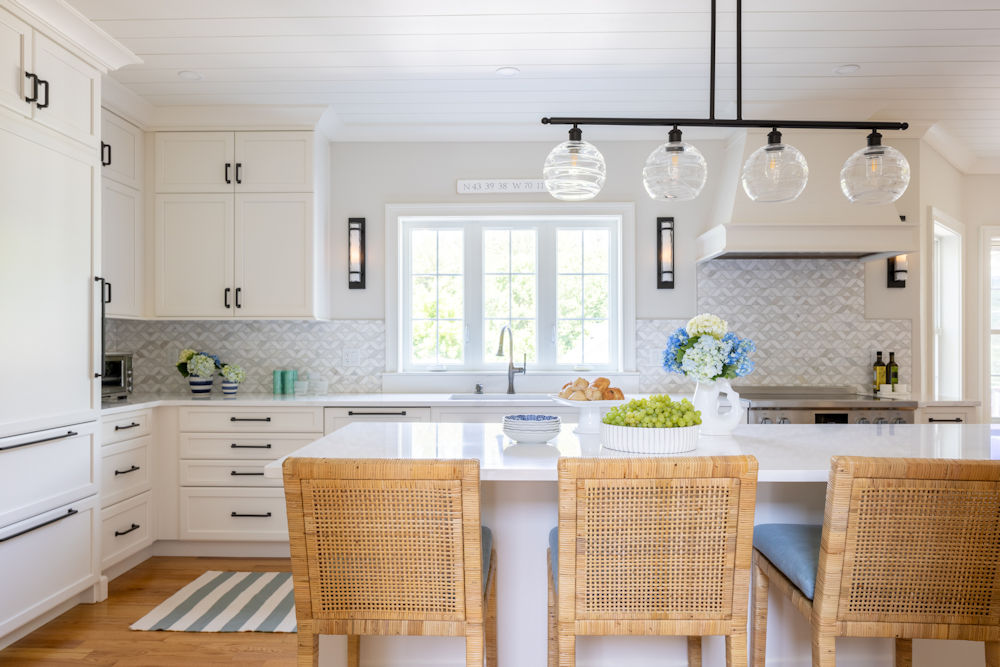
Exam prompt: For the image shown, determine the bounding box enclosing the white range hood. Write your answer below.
[697,131,919,262]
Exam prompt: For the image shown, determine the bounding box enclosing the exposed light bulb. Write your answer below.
[741,129,808,203]
[840,131,910,205]
[642,126,707,201]
[542,125,606,201]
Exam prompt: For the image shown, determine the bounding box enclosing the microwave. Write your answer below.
[102,353,133,400]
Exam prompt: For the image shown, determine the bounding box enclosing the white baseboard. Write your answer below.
[103,546,155,582]
[0,597,80,650]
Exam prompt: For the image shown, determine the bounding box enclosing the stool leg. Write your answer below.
[547,550,557,667]
[812,632,836,667]
[751,559,769,667]
[347,635,360,667]
[986,641,999,667]
[894,639,911,667]
[726,632,748,667]
[297,621,319,667]
[557,629,576,667]
[687,636,702,666]
[485,551,498,667]
[466,623,484,667]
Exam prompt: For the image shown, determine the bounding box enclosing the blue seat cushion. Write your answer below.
[482,526,493,595]
[753,523,823,600]
[548,527,559,591]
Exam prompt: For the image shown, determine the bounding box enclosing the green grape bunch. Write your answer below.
[601,394,702,429]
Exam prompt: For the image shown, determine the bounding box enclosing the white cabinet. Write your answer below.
[102,179,143,318]
[99,410,154,570]
[101,111,142,190]
[0,8,31,118]
[154,194,235,318]
[100,491,151,569]
[0,128,96,438]
[916,406,979,424]
[30,32,99,146]
[324,407,432,434]
[431,406,577,424]
[155,131,312,194]
[155,132,234,193]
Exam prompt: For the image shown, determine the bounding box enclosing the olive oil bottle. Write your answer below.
[873,351,886,394]
[887,352,899,389]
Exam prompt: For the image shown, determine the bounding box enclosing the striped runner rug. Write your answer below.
[130,571,296,632]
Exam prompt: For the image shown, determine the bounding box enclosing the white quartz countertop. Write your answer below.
[263,422,998,483]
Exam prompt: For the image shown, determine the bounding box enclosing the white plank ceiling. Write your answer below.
[69,0,1000,163]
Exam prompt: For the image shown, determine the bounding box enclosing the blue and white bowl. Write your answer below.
[503,414,561,443]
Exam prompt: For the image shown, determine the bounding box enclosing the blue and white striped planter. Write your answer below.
[221,381,239,396]
[188,376,214,395]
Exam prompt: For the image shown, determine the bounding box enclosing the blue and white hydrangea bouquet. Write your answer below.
[663,314,756,382]
[176,348,224,378]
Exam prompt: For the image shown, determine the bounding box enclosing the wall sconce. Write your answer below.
[657,217,674,289]
[348,218,365,289]
[887,254,907,288]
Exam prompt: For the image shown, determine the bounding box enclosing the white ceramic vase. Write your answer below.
[221,380,239,396]
[188,376,213,395]
[692,378,743,435]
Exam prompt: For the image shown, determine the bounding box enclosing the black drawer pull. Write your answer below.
[928,417,963,423]
[0,430,78,452]
[114,465,141,476]
[231,443,271,449]
[101,141,112,166]
[348,411,407,416]
[24,72,38,103]
[114,523,140,537]
[231,511,272,518]
[225,162,232,184]
[230,417,271,422]
[37,78,49,109]
[0,509,77,543]
[114,422,140,431]
[231,470,265,476]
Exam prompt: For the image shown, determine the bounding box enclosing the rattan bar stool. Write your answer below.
[282,458,498,667]
[751,456,1000,667]
[547,456,759,667]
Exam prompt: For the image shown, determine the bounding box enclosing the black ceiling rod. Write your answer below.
[541,117,908,131]
[709,0,716,120]
[736,0,742,120]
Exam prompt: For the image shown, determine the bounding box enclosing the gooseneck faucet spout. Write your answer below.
[497,325,526,394]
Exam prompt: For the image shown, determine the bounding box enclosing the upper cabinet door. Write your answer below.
[154,194,235,318]
[0,8,31,119]
[234,193,314,317]
[101,111,142,189]
[102,180,143,318]
[155,132,235,193]
[234,132,313,193]
[31,32,99,146]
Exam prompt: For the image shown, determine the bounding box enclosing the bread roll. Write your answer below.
[601,387,616,400]
[562,382,572,390]
[572,377,589,391]
[591,377,611,391]
[558,387,573,399]
[569,390,588,401]
[608,387,624,400]
[584,387,603,401]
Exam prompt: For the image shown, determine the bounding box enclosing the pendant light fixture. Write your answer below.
[840,130,911,205]
[539,0,909,204]
[741,128,809,203]
[642,126,708,201]
[542,125,606,201]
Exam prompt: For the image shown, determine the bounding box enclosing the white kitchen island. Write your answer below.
[265,423,998,667]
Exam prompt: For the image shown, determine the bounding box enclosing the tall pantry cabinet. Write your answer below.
[0,0,136,646]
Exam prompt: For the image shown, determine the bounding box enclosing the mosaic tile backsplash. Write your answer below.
[637,259,912,394]
[106,319,385,394]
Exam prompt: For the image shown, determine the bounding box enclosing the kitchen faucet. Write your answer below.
[496,325,526,394]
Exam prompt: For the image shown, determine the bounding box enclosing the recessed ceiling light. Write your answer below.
[177,70,203,81]
[495,66,520,77]
[834,64,861,76]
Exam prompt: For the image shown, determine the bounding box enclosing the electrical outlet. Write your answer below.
[343,349,361,367]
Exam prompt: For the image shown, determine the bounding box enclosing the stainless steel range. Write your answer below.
[737,386,917,425]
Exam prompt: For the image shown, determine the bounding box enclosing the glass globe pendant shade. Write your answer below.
[840,131,910,205]
[642,127,708,201]
[542,126,606,201]
[741,129,809,203]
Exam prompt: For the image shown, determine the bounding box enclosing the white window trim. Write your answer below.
[385,202,637,374]
[979,225,1000,421]
[929,206,964,401]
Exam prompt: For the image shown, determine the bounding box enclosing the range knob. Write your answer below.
[759,417,773,424]
[856,417,870,424]
[778,417,791,424]
[892,417,907,425]
[874,417,888,425]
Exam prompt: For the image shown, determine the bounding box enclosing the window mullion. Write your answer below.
[537,225,557,367]
[466,222,484,369]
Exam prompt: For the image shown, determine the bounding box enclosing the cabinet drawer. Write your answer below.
[0,496,98,637]
[100,436,151,507]
[102,409,152,445]
[324,407,431,434]
[179,488,288,541]
[179,406,322,433]
[179,433,320,460]
[0,423,97,529]
[180,459,280,487]
[101,491,152,569]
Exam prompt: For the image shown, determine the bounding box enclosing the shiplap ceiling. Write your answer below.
[69,0,1000,163]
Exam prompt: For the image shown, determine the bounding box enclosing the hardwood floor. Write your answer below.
[2,557,297,665]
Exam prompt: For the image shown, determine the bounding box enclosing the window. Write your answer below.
[399,215,621,371]
[989,239,1000,420]
[931,217,963,400]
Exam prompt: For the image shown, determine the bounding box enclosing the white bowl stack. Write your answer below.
[502,414,561,444]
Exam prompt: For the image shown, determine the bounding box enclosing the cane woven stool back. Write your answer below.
[547,456,758,667]
[283,458,497,667]
[751,456,1000,667]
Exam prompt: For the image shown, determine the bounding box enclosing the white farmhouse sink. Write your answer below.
[448,393,553,401]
